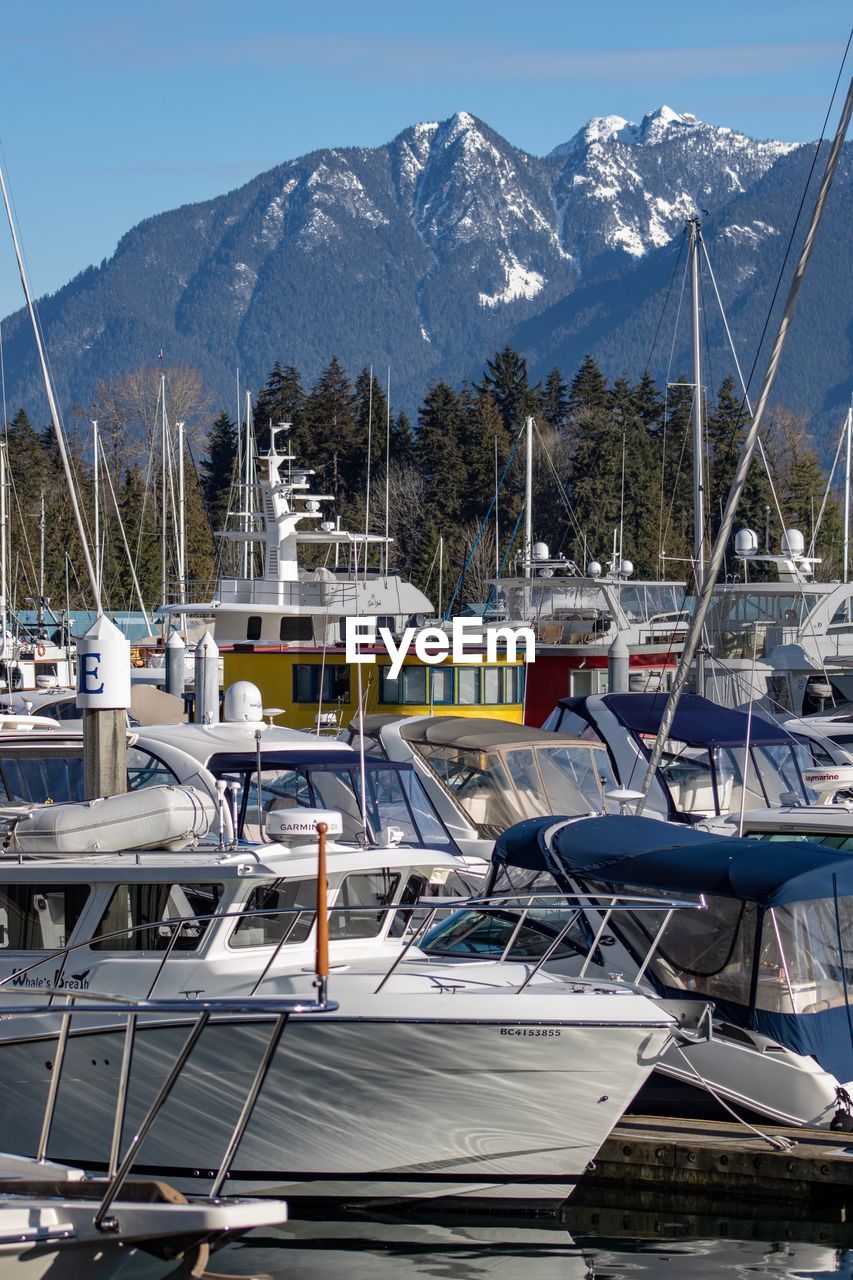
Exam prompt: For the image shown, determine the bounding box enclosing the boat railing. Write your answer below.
[0,989,336,1228]
[0,892,698,1003]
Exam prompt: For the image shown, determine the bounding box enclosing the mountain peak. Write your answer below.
[550,106,702,156]
[636,104,699,144]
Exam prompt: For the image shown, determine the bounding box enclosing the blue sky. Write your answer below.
[0,0,849,319]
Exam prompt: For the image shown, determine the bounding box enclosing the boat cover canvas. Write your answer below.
[493,813,853,1082]
[494,813,853,905]
[560,693,792,748]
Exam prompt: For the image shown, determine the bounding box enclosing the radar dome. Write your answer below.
[223,681,264,723]
[735,528,759,558]
[781,528,805,558]
[620,559,634,578]
[587,561,602,579]
[532,542,549,561]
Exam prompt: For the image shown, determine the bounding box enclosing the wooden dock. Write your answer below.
[582,1113,853,1210]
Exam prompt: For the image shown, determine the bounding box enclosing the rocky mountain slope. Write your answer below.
[1,106,849,438]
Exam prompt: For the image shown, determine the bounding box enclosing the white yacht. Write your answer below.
[160,424,431,648]
[424,812,853,1130]
[0,809,689,1203]
[702,529,853,718]
[342,713,619,859]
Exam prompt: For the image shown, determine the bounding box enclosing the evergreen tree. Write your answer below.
[301,357,358,505]
[254,362,304,454]
[481,345,535,432]
[390,409,415,464]
[352,367,389,491]
[538,368,569,433]
[199,412,238,529]
[413,383,466,585]
[567,355,609,417]
[458,385,513,527]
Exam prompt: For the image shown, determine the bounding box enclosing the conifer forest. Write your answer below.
[4,346,842,616]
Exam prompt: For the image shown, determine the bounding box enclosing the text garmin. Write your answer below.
[345,617,536,680]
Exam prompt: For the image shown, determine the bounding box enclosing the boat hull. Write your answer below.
[0,1011,672,1201]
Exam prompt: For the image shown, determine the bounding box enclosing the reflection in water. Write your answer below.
[117,1209,852,1280]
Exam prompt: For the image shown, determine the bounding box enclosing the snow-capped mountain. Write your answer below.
[1,107,849,434]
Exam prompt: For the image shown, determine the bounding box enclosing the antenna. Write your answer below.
[0,158,101,611]
[384,366,391,577]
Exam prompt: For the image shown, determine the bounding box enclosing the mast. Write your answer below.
[688,217,705,693]
[160,374,168,608]
[92,419,100,602]
[840,404,845,586]
[0,440,7,664]
[438,534,444,620]
[636,76,853,815]
[177,419,186,604]
[0,159,101,612]
[38,490,45,633]
[242,390,252,579]
[523,415,533,578]
[688,218,705,593]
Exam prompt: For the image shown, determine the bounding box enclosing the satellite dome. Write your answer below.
[223,681,264,723]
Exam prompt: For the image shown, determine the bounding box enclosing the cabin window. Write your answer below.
[230,878,317,948]
[0,884,90,950]
[0,754,84,805]
[482,667,500,704]
[127,748,179,791]
[292,664,350,704]
[280,616,313,643]
[456,668,481,704]
[431,667,454,704]
[329,871,401,939]
[378,667,427,705]
[90,883,223,952]
[389,872,429,938]
[246,616,262,641]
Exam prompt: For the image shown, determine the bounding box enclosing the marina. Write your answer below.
[0,4,849,1275]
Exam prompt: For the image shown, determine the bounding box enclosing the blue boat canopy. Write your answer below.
[493,814,853,907]
[562,693,793,748]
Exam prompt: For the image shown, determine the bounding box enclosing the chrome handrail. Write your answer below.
[0,892,698,1004]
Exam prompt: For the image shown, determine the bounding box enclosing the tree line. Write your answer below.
[0,347,841,620]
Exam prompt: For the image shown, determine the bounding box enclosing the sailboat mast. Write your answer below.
[524,415,533,578]
[244,390,253,580]
[0,440,7,661]
[160,374,168,609]
[840,404,845,586]
[0,159,101,612]
[689,218,705,594]
[92,419,100,602]
[38,490,45,625]
[177,419,186,604]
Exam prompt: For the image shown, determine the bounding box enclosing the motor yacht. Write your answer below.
[342,713,619,859]
[0,807,689,1203]
[423,813,853,1128]
[543,692,817,821]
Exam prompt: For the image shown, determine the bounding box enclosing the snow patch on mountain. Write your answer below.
[479,255,545,307]
[723,219,780,244]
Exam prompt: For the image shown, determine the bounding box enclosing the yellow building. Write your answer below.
[222,646,525,731]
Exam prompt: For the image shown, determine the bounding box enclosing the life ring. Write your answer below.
[36,643,45,658]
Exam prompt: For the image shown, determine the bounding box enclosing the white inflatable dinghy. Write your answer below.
[2,785,214,854]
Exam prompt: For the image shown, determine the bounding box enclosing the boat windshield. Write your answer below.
[211,758,457,850]
[707,590,824,658]
[412,742,615,836]
[600,881,853,1018]
[644,736,813,817]
[0,748,179,805]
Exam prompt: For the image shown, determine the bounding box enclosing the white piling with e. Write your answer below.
[76,615,131,800]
